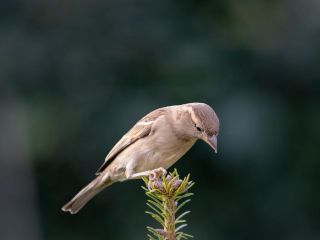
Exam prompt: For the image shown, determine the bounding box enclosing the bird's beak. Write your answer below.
[204,135,218,153]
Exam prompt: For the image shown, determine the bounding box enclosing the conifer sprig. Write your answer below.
[142,169,194,240]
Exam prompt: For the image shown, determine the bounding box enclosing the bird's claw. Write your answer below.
[149,168,167,180]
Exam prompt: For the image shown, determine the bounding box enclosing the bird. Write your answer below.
[62,102,219,214]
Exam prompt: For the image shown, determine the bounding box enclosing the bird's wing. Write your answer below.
[95,107,167,175]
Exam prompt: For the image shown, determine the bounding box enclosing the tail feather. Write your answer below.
[62,176,112,214]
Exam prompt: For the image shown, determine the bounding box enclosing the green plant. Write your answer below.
[142,169,194,240]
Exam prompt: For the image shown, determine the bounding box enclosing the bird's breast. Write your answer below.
[136,133,197,171]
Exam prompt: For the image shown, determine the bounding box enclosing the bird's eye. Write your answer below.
[195,125,203,132]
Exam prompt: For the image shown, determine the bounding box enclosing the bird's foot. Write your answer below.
[149,167,167,180]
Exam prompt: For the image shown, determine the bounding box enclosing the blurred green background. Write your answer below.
[1,0,319,240]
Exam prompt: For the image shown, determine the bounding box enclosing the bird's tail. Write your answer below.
[62,175,112,214]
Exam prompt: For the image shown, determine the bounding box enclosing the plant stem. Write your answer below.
[163,196,176,240]
[143,169,194,240]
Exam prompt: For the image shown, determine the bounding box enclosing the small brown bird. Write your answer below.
[62,102,219,214]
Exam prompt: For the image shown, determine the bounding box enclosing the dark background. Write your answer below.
[1,0,319,240]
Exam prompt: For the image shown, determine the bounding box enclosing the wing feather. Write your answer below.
[95,107,167,175]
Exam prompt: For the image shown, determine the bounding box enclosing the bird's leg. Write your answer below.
[126,167,167,180]
[148,167,167,180]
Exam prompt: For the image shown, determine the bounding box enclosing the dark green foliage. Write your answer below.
[142,169,194,240]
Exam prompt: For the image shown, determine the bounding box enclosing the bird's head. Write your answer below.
[186,103,220,153]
